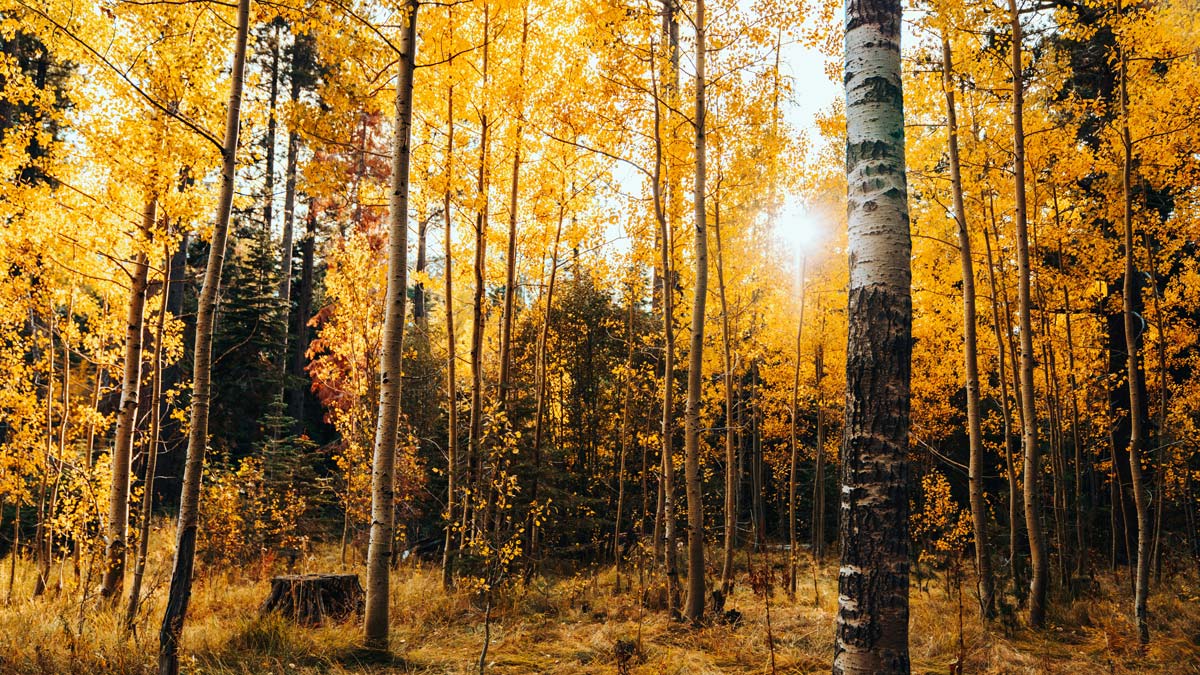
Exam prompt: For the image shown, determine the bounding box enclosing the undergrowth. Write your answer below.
[1,524,1198,674]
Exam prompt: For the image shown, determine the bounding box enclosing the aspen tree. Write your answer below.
[834,0,913,670]
[363,0,418,651]
[1006,0,1048,627]
[158,0,250,670]
[942,37,994,619]
[100,199,153,600]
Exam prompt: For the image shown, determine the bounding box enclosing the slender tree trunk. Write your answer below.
[101,198,153,600]
[263,24,279,233]
[126,247,170,628]
[716,190,739,597]
[812,337,826,561]
[942,38,994,620]
[467,5,491,543]
[278,41,300,414]
[834,0,912,671]
[289,210,316,422]
[1063,279,1087,577]
[654,0,681,617]
[529,200,563,562]
[614,283,635,592]
[1006,0,1047,628]
[1142,230,1168,584]
[787,256,806,597]
[279,65,299,306]
[157,0,249,670]
[441,83,459,590]
[33,305,53,598]
[1118,49,1151,645]
[498,5,528,418]
[983,222,1024,601]
[681,0,708,624]
[363,1,418,651]
[85,359,104,471]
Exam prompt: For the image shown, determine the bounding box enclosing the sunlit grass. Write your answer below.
[1,524,1197,674]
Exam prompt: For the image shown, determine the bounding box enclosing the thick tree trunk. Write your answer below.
[126,247,171,628]
[363,1,417,651]
[157,0,249,671]
[441,83,459,590]
[1007,0,1048,628]
[942,38,994,620]
[101,198,153,600]
[834,0,912,671]
[1118,51,1150,645]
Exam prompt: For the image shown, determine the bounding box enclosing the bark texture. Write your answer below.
[261,574,365,626]
[834,0,912,671]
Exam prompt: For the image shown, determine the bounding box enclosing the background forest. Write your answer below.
[1,0,1199,673]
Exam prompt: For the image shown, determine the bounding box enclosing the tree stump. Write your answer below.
[259,574,364,627]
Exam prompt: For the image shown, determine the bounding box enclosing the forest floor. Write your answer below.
[1,528,1199,674]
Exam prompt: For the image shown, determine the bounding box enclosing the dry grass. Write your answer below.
[2,529,1199,674]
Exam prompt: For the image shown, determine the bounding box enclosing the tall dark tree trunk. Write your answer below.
[466,5,491,543]
[834,0,912,671]
[812,337,826,561]
[157,0,249,670]
[263,24,279,235]
[681,0,708,625]
[441,82,459,589]
[614,281,636,592]
[529,197,563,562]
[289,210,316,423]
[787,256,805,597]
[716,188,739,597]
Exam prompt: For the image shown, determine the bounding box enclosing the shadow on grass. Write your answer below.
[334,646,420,671]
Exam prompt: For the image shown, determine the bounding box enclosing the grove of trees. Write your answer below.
[1,0,1199,672]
